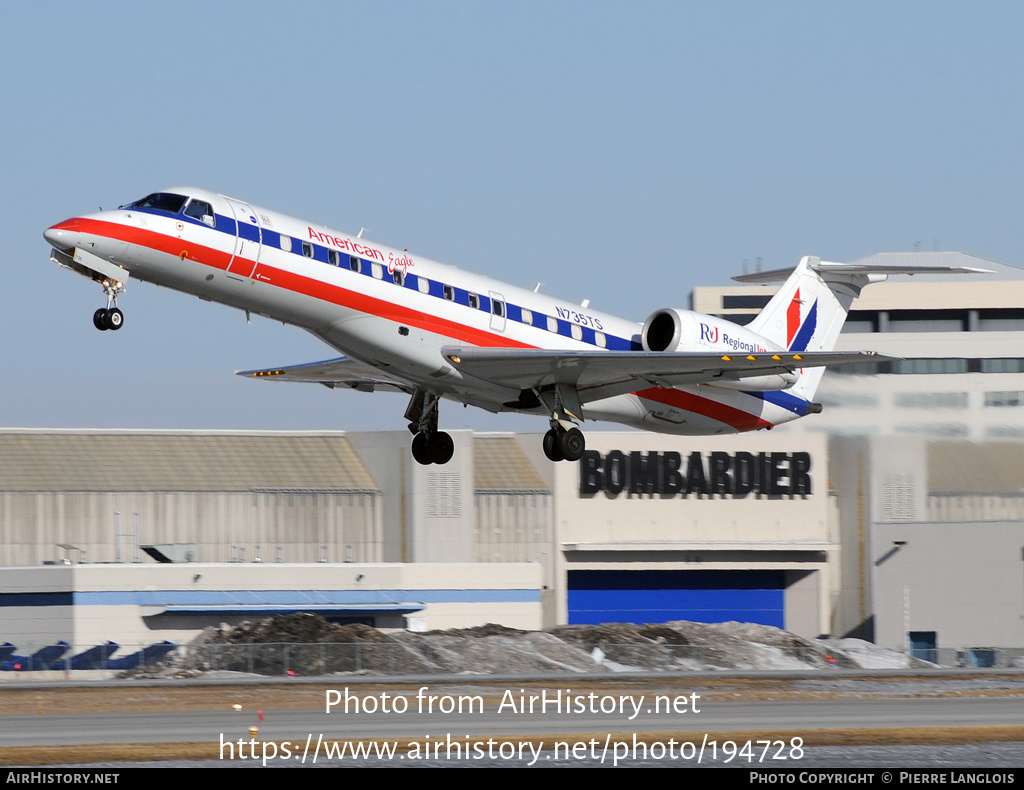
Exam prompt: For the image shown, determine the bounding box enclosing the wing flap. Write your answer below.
[237,357,412,394]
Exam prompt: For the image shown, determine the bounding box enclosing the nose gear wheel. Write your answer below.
[93,307,124,331]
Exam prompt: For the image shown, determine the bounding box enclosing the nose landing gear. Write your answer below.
[93,307,124,331]
[93,279,125,331]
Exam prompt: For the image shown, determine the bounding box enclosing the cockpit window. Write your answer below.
[184,199,215,226]
[125,193,188,215]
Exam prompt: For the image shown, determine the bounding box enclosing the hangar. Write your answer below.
[1,250,1023,663]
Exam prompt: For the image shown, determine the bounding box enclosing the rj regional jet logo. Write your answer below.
[578,450,812,499]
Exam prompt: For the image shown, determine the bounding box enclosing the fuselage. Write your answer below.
[44,187,811,435]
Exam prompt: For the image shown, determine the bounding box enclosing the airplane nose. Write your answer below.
[44,219,79,248]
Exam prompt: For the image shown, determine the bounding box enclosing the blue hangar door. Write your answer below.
[567,570,785,627]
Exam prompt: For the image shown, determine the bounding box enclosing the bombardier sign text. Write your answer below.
[578,450,812,499]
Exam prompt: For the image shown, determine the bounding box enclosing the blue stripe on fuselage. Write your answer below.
[741,389,810,416]
[126,206,662,354]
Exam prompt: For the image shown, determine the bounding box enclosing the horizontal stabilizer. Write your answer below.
[734,260,993,284]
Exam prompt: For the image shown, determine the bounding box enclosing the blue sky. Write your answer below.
[5,2,1023,431]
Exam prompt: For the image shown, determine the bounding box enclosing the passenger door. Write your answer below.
[225,198,263,280]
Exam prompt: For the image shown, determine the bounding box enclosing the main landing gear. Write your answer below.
[406,390,455,465]
[92,278,125,331]
[540,386,586,462]
[411,430,455,466]
[543,423,586,463]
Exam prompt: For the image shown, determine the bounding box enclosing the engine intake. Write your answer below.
[642,308,687,352]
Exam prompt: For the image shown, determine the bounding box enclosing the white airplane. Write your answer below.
[43,188,985,465]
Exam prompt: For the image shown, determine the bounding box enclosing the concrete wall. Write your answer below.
[347,431,477,563]
[0,490,382,566]
[0,562,543,653]
[872,520,1024,650]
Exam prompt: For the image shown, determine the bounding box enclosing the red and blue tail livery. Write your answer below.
[44,188,986,464]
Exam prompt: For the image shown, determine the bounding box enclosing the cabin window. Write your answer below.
[392,269,404,286]
[443,285,455,301]
[521,309,533,326]
[349,256,361,273]
[546,316,559,333]
[595,331,607,348]
[371,263,382,279]
[417,277,430,294]
[328,250,340,266]
[468,293,479,310]
[571,324,583,341]
[280,235,292,252]
[492,300,504,318]
[184,199,215,226]
[302,241,314,258]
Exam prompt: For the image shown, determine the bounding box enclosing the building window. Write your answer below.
[893,392,968,408]
[985,391,1024,407]
[894,358,968,375]
[981,358,1024,373]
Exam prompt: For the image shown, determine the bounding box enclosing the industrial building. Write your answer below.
[1,251,1023,664]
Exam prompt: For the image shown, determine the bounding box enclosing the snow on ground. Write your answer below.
[162,613,935,677]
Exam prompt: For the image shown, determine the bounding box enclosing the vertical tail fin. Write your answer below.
[744,256,869,400]
[736,256,991,400]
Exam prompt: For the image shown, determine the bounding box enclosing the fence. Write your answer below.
[6,641,1023,677]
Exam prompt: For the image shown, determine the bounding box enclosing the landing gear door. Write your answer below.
[225,199,263,280]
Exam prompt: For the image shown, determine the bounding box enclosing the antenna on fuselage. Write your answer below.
[581,299,590,308]
[533,283,543,293]
[357,228,367,239]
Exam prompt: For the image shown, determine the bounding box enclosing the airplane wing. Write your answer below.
[440,346,895,403]
[237,357,413,394]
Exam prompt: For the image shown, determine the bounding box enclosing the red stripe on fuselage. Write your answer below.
[635,387,772,431]
[65,216,776,432]
[61,217,530,349]
[54,217,235,270]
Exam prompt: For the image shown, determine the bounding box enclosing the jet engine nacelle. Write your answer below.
[641,308,700,352]
[641,307,798,391]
